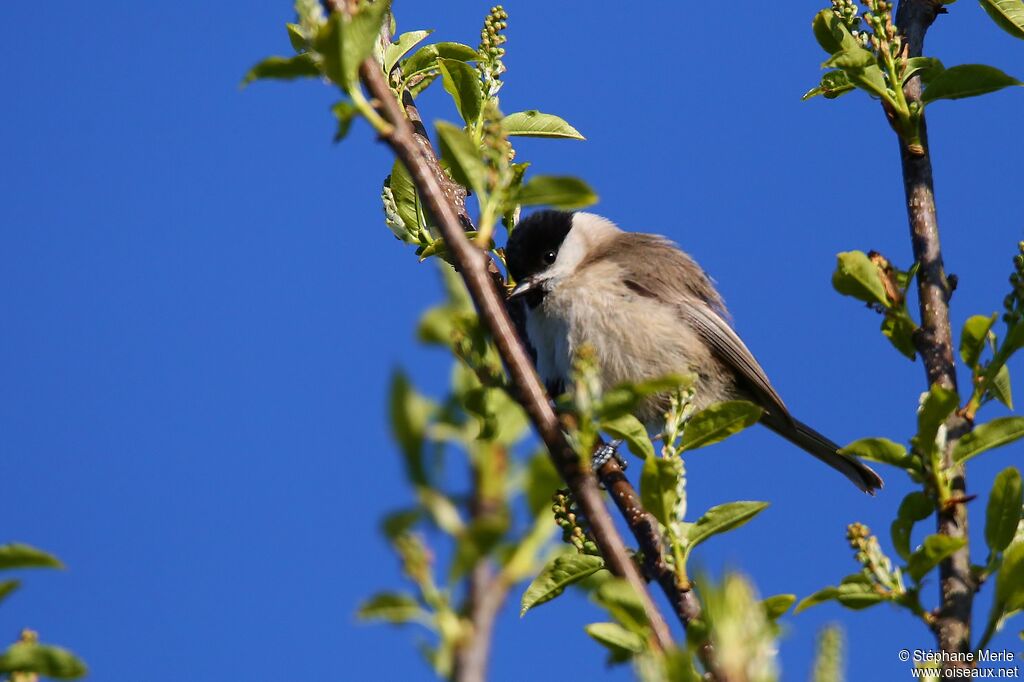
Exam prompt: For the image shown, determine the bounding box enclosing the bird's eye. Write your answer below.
[543,250,557,265]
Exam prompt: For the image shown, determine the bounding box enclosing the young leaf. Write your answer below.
[989,364,1014,409]
[0,544,62,571]
[525,451,562,517]
[679,401,762,451]
[986,467,1023,554]
[357,592,427,623]
[640,456,681,529]
[686,501,769,555]
[762,594,797,620]
[384,30,433,74]
[517,176,597,209]
[906,534,967,582]
[286,23,307,53]
[952,416,1024,464]
[593,579,650,632]
[921,64,1023,103]
[0,643,87,679]
[812,10,862,55]
[437,59,482,125]
[435,121,488,199]
[595,375,692,421]
[835,580,889,609]
[992,540,1024,625]
[332,100,358,143]
[520,554,605,615]
[0,581,20,605]
[840,437,917,470]
[600,414,654,460]
[584,622,646,659]
[903,57,945,85]
[402,42,479,77]
[832,251,889,307]
[960,314,997,368]
[389,371,434,486]
[823,47,876,70]
[803,70,855,100]
[315,1,391,89]
[500,111,585,139]
[882,312,918,360]
[795,586,840,613]
[914,384,959,457]
[241,54,320,86]
[979,0,1024,40]
[891,491,933,561]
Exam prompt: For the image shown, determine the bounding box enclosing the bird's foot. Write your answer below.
[592,440,626,472]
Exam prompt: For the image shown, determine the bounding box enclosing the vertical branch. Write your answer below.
[895,0,974,663]
[357,59,675,653]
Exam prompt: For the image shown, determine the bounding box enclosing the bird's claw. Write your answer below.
[592,440,626,472]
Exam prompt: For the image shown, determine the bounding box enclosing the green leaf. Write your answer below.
[388,159,422,232]
[986,467,1023,553]
[517,176,597,209]
[795,586,839,614]
[435,121,487,198]
[680,400,763,451]
[0,643,87,679]
[525,451,562,517]
[0,544,62,570]
[384,30,433,74]
[593,579,650,632]
[803,70,856,101]
[451,514,508,580]
[685,501,769,556]
[989,364,1014,409]
[832,251,889,307]
[903,57,945,85]
[997,540,1024,611]
[521,554,605,615]
[501,111,585,139]
[595,375,692,421]
[762,594,797,620]
[332,100,358,143]
[437,59,482,126]
[0,580,20,605]
[402,42,478,77]
[389,371,434,486]
[836,580,889,609]
[891,491,934,561]
[286,23,307,53]
[953,416,1024,464]
[812,9,862,54]
[315,1,391,89]
[922,64,1023,103]
[906,534,967,582]
[601,414,654,460]
[960,314,998,368]
[840,437,916,470]
[585,622,645,660]
[241,54,320,86]
[882,312,918,360]
[914,384,959,458]
[823,47,876,70]
[640,456,681,529]
[357,592,427,623]
[979,0,1024,40]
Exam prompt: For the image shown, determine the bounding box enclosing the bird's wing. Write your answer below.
[679,302,792,423]
[593,233,792,422]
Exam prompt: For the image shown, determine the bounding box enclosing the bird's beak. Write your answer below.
[507,275,541,300]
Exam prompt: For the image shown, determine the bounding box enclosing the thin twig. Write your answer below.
[894,0,974,667]
[357,58,674,653]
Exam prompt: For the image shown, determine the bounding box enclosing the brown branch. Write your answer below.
[357,58,675,653]
[895,0,974,667]
[454,564,510,682]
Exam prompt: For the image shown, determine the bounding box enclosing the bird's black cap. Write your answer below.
[504,210,574,282]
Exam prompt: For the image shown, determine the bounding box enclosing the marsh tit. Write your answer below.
[505,211,882,494]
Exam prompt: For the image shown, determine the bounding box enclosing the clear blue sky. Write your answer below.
[2,2,1022,680]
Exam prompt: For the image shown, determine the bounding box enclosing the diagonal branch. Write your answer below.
[895,0,974,665]
[357,58,675,653]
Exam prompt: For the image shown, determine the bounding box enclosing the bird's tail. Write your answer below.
[762,416,883,495]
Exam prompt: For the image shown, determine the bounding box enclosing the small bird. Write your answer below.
[504,210,882,494]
